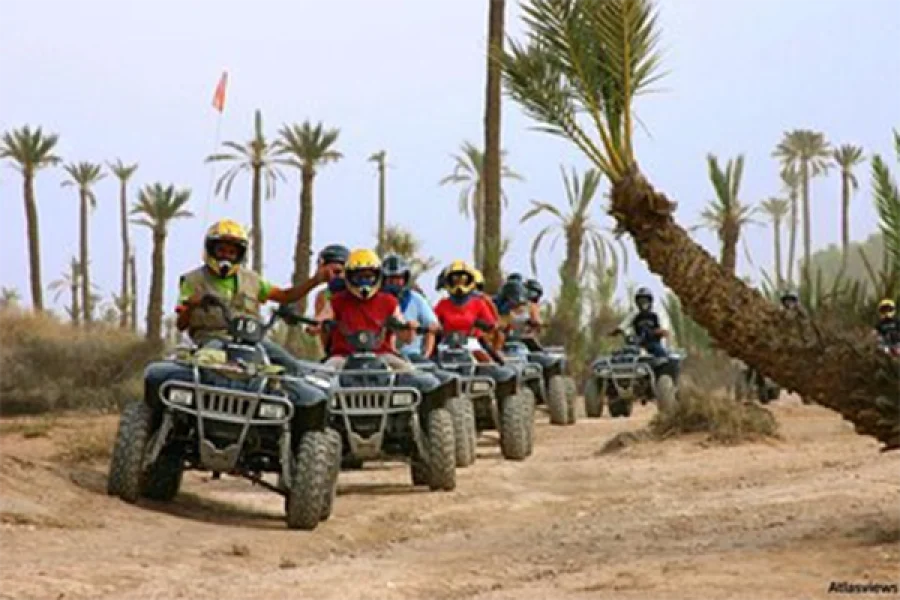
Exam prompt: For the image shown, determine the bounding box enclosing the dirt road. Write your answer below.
[1,397,898,600]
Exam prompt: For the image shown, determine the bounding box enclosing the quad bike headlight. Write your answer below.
[391,392,414,407]
[168,388,194,406]
[258,402,286,420]
[470,381,490,393]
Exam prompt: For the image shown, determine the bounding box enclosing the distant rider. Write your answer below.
[381,254,440,360]
[611,287,669,358]
[875,299,899,348]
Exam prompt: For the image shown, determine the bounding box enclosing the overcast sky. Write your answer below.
[2,0,898,323]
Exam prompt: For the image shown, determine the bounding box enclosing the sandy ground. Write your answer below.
[1,396,898,600]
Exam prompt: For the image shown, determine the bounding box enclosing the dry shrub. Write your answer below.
[0,307,160,415]
[54,426,116,464]
[649,382,780,444]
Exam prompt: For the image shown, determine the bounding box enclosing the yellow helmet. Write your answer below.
[345,248,382,299]
[879,298,896,318]
[204,219,249,277]
[444,259,477,297]
[472,268,485,292]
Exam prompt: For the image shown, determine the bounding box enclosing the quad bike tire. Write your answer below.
[518,387,536,457]
[142,446,184,502]
[564,377,578,424]
[584,377,604,418]
[320,429,343,521]
[410,457,429,486]
[655,374,677,415]
[285,431,332,530]
[547,375,569,425]
[500,391,534,461]
[424,407,457,491]
[608,397,633,418]
[449,396,476,467]
[108,401,153,503]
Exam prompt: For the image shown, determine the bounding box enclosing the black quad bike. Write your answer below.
[502,324,578,425]
[433,322,535,461]
[584,334,683,418]
[305,317,460,491]
[107,296,341,531]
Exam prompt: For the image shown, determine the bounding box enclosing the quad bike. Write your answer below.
[107,296,341,531]
[304,317,459,491]
[878,334,900,358]
[732,360,781,404]
[503,322,578,425]
[584,334,683,418]
[433,322,535,461]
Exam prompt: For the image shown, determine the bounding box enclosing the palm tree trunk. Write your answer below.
[840,170,850,268]
[291,167,315,313]
[130,249,138,333]
[251,162,263,274]
[70,262,80,327]
[22,171,44,311]
[801,160,812,290]
[786,188,798,286]
[474,190,485,269]
[80,190,92,324]
[611,170,899,450]
[377,160,386,256]
[773,218,783,287]
[482,0,505,293]
[119,179,130,328]
[721,226,738,275]
[146,230,166,341]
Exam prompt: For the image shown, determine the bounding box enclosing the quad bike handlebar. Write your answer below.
[198,294,281,345]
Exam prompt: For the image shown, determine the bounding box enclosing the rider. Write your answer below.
[309,244,349,350]
[875,299,899,347]
[523,278,544,338]
[780,289,804,316]
[612,287,669,358]
[174,219,330,373]
[382,254,439,360]
[494,279,530,342]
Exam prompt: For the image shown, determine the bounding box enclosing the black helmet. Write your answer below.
[318,244,349,265]
[506,272,524,284]
[780,289,799,309]
[524,279,543,303]
[635,286,653,308]
[382,254,411,296]
[435,266,448,292]
[498,280,527,307]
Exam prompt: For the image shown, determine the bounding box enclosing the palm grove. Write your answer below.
[2,0,897,450]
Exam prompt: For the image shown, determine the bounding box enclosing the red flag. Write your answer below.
[212,71,228,112]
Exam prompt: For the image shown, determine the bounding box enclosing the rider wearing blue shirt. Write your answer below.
[381,254,439,359]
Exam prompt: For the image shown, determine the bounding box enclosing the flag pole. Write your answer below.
[202,71,228,228]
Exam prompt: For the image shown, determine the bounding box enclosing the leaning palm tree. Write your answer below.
[131,184,193,341]
[832,144,866,267]
[48,257,82,325]
[482,0,508,292]
[62,161,105,324]
[773,129,832,288]
[276,121,342,315]
[695,154,758,275]
[369,150,388,255]
[0,126,62,311]
[439,141,523,271]
[779,165,801,285]
[108,159,138,328]
[759,197,790,286]
[206,110,290,274]
[500,0,897,449]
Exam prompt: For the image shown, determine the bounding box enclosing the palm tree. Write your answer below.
[483,0,507,293]
[369,150,388,255]
[780,165,801,285]
[276,120,342,315]
[48,257,82,325]
[108,159,138,328]
[206,110,290,274]
[0,287,21,310]
[381,223,439,281]
[773,129,833,288]
[695,154,758,275]
[131,184,193,341]
[62,161,105,324]
[500,0,897,449]
[0,126,62,311]
[129,246,138,333]
[832,144,866,267]
[439,141,522,270]
[760,197,790,286]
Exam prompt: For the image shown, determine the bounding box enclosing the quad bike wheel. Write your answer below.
[141,446,184,502]
[608,396,634,418]
[108,401,153,503]
[424,407,456,491]
[655,374,677,414]
[584,377,604,418]
[499,391,534,461]
[547,375,569,425]
[564,377,578,424]
[320,429,343,521]
[410,457,429,486]
[449,396,476,467]
[285,431,332,530]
